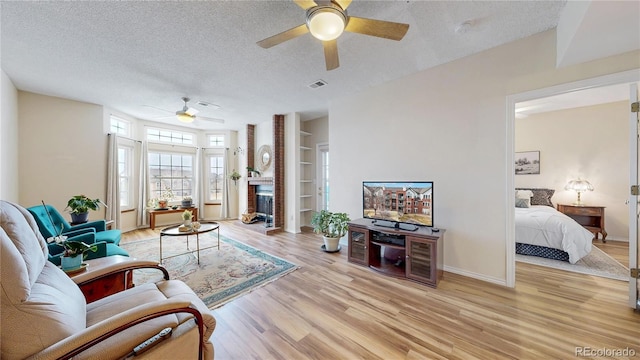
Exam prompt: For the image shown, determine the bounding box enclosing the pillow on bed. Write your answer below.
[515,190,533,199]
[516,188,555,207]
[515,197,531,208]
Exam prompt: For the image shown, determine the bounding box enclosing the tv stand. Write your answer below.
[347,218,444,288]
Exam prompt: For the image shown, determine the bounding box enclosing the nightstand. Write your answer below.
[557,204,607,242]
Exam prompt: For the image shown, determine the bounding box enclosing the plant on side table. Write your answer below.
[311,210,351,252]
[51,234,98,270]
[65,195,106,224]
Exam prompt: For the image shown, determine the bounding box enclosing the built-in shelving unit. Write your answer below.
[299,129,313,227]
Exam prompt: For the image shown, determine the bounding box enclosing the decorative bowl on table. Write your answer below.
[191,221,201,230]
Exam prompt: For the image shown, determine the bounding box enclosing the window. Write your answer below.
[208,134,225,147]
[208,155,224,201]
[148,152,194,201]
[110,116,130,137]
[118,146,133,207]
[147,128,194,145]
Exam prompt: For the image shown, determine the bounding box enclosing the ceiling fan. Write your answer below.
[146,97,224,124]
[256,0,410,71]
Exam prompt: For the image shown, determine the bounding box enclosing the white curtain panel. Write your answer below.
[106,134,121,229]
[196,148,206,221]
[136,141,149,227]
[222,147,230,219]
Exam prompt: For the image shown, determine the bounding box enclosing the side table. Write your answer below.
[67,255,135,303]
[557,204,607,242]
[148,207,198,230]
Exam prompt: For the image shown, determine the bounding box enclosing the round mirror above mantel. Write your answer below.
[257,144,272,172]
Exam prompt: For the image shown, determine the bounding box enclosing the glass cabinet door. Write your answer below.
[348,227,368,266]
[406,237,435,285]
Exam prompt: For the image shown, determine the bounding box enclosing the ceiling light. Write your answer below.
[306,6,347,41]
[177,113,194,123]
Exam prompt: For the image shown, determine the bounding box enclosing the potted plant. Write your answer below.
[311,210,351,252]
[229,169,242,186]
[52,235,98,270]
[182,209,193,227]
[181,196,192,208]
[65,195,106,224]
[246,166,261,177]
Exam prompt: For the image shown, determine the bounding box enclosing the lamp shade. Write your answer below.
[307,7,346,41]
[177,113,194,123]
[564,179,594,192]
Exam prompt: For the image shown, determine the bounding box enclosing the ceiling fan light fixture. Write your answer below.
[176,112,194,123]
[306,6,346,41]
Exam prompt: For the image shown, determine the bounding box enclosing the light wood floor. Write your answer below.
[121,222,639,360]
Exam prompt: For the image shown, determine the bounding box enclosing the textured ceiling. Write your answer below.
[1,1,567,130]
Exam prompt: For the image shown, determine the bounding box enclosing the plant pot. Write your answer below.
[157,200,168,209]
[323,236,341,252]
[70,212,89,224]
[181,200,192,208]
[184,219,192,227]
[61,255,82,270]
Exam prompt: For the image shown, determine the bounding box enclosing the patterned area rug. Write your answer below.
[516,245,628,281]
[121,233,298,308]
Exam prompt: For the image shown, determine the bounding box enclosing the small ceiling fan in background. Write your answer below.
[145,97,224,124]
[257,0,410,70]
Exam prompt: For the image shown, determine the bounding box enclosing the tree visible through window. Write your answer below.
[149,152,194,201]
[209,155,224,201]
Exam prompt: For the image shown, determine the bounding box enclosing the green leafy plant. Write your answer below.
[52,235,98,258]
[182,209,193,221]
[311,210,350,238]
[65,195,105,214]
[246,166,261,176]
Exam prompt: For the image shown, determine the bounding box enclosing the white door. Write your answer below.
[630,83,639,309]
[316,143,329,211]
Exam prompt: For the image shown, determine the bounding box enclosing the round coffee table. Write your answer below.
[159,222,220,264]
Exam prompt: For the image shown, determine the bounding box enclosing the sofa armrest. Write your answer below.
[29,299,205,360]
[71,256,169,286]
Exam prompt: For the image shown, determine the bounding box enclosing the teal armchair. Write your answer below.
[27,204,121,245]
[45,231,129,266]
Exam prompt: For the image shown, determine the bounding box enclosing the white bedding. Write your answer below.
[515,205,593,264]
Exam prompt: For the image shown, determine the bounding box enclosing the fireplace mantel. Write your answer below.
[248,177,273,186]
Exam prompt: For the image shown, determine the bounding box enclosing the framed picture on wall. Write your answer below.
[515,151,540,175]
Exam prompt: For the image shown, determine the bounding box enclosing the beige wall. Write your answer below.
[515,101,629,241]
[1,70,19,202]
[330,29,640,285]
[18,91,108,220]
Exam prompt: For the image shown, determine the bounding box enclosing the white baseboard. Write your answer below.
[443,265,508,287]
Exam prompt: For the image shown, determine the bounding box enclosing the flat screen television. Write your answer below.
[362,181,434,230]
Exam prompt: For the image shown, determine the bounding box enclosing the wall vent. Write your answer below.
[308,79,328,89]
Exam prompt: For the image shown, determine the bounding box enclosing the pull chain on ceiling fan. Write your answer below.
[257,0,409,71]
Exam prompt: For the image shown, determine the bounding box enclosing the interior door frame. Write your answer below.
[316,142,329,212]
[629,83,639,308]
[505,69,640,289]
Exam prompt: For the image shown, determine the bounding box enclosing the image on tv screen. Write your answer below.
[363,181,433,227]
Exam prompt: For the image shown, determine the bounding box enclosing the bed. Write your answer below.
[515,188,593,264]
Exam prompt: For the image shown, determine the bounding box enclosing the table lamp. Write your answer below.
[565,178,593,205]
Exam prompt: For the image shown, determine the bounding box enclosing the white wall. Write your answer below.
[1,70,19,202]
[330,29,640,285]
[516,101,629,241]
[18,91,108,219]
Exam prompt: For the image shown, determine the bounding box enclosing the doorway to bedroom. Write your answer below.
[507,71,639,309]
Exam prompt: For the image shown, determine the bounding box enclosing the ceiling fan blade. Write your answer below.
[345,16,409,41]
[197,116,225,124]
[323,39,339,71]
[185,107,199,116]
[334,0,352,10]
[257,24,309,49]
[293,0,317,10]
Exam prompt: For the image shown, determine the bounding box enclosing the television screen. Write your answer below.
[363,181,433,227]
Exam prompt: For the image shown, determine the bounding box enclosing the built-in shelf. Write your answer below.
[300,131,312,136]
[300,161,312,165]
[300,208,313,212]
[300,146,311,151]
